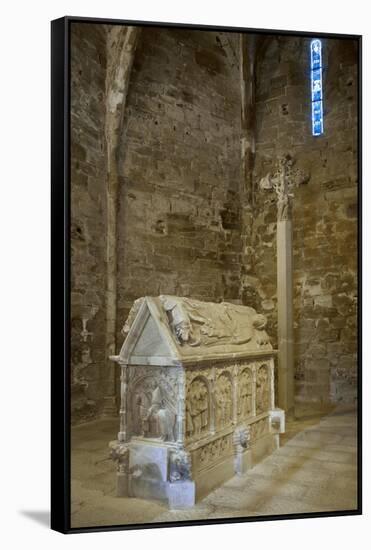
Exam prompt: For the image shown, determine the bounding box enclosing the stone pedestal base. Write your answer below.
[235,449,252,476]
[126,441,195,508]
[125,441,196,509]
[127,440,172,503]
[113,415,284,508]
[270,407,286,433]
[129,477,169,502]
[168,481,196,509]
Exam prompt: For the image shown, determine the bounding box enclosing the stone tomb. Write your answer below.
[109,296,285,509]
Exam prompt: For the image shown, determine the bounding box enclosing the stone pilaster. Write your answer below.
[103,27,141,416]
[260,155,309,417]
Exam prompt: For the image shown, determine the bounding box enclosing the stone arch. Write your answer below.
[130,374,176,438]
[215,370,233,429]
[238,367,253,419]
[256,364,270,414]
[186,376,210,439]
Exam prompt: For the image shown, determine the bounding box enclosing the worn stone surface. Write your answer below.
[70,25,248,423]
[118,295,273,360]
[118,29,241,319]
[70,26,358,424]
[251,36,358,404]
[70,405,357,527]
[70,23,108,422]
[116,28,244,328]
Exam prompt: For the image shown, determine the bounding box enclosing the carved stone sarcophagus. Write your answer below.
[109,296,285,509]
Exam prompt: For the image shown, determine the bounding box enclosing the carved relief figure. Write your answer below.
[134,393,151,435]
[186,378,209,438]
[160,295,268,348]
[132,384,176,441]
[215,373,233,428]
[145,386,176,441]
[256,365,270,414]
[259,154,310,222]
[238,368,252,419]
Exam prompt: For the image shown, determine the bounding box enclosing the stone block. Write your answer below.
[129,443,169,482]
[167,481,196,509]
[234,449,252,476]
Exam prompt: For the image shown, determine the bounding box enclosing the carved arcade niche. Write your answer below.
[238,367,253,419]
[256,364,270,414]
[132,390,151,435]
[131,377,177,441]
[186,377,210,439]
[215,372,233,428]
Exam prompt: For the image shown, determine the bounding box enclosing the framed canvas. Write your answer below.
[51,15,362,533]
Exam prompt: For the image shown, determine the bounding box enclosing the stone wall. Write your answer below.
[116,28,244,335]
[70,25,246,422]
[70,23,108,422]
[252,36,358,404]
[69,26,358,424]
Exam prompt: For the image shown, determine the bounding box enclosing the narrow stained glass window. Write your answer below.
[310,39,324,136]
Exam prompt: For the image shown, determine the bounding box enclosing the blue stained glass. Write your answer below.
[312,80,322,98]
[312,58,321,70]
[312,50,320,60]
[311,51,321,66]
[310,39,324,136]
[313,123,322,136]
[312,69,321,81]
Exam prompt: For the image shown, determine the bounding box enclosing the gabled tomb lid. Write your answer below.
[117,296,274,366]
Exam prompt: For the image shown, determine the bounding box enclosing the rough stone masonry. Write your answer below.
[70,24,358,423]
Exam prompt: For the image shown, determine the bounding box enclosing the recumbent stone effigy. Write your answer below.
[109,295,285,509]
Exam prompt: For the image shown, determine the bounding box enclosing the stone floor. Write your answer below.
[71,405,358,529]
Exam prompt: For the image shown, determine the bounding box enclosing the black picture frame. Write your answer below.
[51,15,362,534]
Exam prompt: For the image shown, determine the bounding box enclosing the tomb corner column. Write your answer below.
[118,361,129,442]
[232,365,239,425]
[176,368,186,446]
